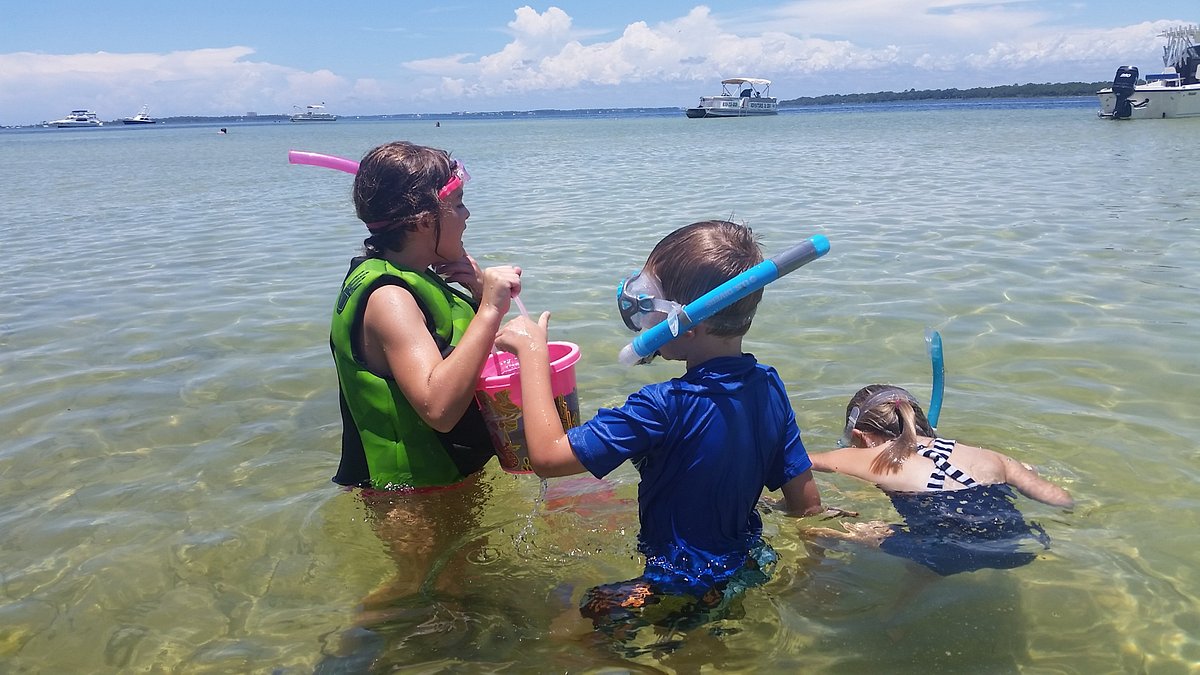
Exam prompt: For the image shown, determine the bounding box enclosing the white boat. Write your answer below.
[48,110,103,127]
[1098,25,1200,120]
[121,105,156,125]
[290,103,338,122]
[685,78,779,118]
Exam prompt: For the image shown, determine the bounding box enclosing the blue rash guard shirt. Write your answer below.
[566,354,812,590]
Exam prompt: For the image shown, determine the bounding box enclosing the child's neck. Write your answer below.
[685,336,743,370]
[383,248,434,272]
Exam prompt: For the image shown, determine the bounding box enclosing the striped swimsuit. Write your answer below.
[916,437,977,489]
[881,437,1050,575]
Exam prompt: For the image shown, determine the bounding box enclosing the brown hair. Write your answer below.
[845,384,935,475]
[644,220,764,337]
[352,141,455,257]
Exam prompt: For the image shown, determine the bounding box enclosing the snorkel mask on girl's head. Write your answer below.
[362,158,470,234]
[436,160,470,201]
[616,270,685,335]
[836,387,920,448]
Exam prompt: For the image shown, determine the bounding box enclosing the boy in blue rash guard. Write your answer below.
[495,220,845,639]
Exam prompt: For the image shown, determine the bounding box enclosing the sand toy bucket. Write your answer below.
[476,341,581,474]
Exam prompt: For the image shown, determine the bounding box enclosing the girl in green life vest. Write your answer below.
[331,141,522,490]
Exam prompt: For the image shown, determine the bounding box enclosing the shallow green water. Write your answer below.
[1,103,1198,672]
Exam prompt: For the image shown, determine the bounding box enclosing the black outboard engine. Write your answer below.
[1111,65,1139,119]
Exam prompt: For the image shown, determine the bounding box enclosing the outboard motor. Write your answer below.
[1111,65,1139,119]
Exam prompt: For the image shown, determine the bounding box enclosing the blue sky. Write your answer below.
[1,1,1192,125]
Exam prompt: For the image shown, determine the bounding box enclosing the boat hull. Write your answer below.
[685,107,777,118]
[49,110,103,127]
[1097,82,1200,119]
[121,119,155,125]
[684,96,778,118]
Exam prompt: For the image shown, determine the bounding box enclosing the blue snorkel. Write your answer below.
[925,328,945,430]
[618,234,830,365]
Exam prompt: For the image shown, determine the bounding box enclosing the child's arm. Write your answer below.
[494,313,586,478]
[808,450,844,473]
[999,453,1074,508]
[778,469,825,516]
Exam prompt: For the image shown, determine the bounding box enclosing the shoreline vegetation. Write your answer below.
[17,82,1106,128]
[777,80,1107,106]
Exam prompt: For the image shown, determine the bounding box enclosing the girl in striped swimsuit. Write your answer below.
[807,385,1073,575]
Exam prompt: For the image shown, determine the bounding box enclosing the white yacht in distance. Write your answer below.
[121,105,156,125]
[1097,25,1200,120]
[48,110,103,127]
[685,78,779,118]
[290,103,338,122]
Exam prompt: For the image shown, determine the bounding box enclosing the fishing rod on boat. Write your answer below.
[618,234,831,366]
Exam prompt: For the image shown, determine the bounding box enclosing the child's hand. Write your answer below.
[478,265,522,316]
[813,506,860,520]
[495,311,551,356]
[803,520,891,545]
[433,254,483,297]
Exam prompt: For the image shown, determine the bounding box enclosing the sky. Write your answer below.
[1,1,1193,125]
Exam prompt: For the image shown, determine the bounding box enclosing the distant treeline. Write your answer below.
[780,81,1108,106]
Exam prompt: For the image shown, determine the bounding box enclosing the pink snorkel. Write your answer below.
[287,150,469,202]
[287,150,359,174]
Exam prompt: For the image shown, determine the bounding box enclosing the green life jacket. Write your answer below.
[330,257,495,489]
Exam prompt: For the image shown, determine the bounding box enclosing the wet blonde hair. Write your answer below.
[845,385,935,475]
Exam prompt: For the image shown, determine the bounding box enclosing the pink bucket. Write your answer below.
[476,341,581,474]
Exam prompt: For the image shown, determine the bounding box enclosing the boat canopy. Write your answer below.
[721,78,771,86]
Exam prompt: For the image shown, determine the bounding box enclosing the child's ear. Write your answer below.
[415,213,437,231]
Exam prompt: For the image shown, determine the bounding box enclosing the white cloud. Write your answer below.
[395,6,1187,104]
[0,4,1190,123]
[0,47,356,123]
[402,6,877,95]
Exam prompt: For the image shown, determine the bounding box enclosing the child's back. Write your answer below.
[808,384,1073,576]
[495,221,827,634]
[570,354,808,586]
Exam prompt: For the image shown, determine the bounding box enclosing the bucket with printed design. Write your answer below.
[476,341,581,474]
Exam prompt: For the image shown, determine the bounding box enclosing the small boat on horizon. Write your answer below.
[121,105,157,125]
[1097,25,1200,120]
[291,103,338,122]
[48,110,103,127]
[685,78,779,118]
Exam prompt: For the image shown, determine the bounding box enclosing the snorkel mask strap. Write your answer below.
[837,406,862,448]
[665,304,682,336]
[436,161,469,201]
[837,388,921,447]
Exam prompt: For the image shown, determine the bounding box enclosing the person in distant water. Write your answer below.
[495,220,848,643]
[806,384,1074,576]
[330,140,522,492]
[218,128,227,134]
